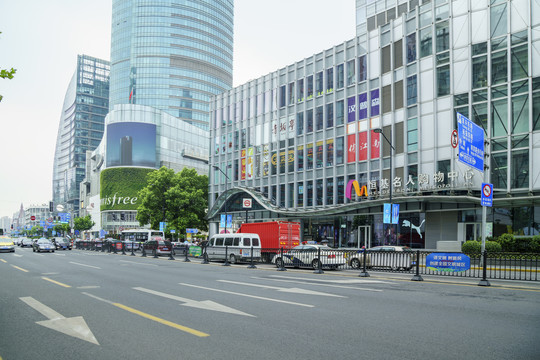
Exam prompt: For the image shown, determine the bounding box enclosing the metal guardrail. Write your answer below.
[72,242,539,283]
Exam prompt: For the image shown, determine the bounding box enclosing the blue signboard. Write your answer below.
[227,214,232,228]
[186,228,198,234]
[383,203,391,224]
[426,253,471,272]
[220,214,226,228]
[457,112,484,172]
[159,222,167,232]
[481,183,493,207]
[392,204,399,225]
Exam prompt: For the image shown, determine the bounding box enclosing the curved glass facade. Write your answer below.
[52,55,110,217]
[110,0,234,130]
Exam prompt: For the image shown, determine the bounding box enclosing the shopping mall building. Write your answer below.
[207,0,540,249]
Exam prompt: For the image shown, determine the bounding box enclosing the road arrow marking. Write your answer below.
[133,287,254,317]
[179,283,315,308]
[217,280,346,297]
[20,296,99,345]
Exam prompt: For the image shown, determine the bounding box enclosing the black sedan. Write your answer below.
[32,238,55,253]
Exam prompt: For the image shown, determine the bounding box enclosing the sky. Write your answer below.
[0,0,355,219]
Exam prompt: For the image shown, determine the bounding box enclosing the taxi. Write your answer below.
[0,236,15,252]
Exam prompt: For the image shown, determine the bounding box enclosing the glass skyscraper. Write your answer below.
[109,0,234,130]
[52,55,110,217]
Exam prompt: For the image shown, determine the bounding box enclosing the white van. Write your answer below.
[206,233,261,264]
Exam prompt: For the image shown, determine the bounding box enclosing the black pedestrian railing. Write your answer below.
[71,244,539,282]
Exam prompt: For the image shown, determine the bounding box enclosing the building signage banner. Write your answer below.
[347,96,356,123]
[100,168,154,211]
[457,112,484,172]
[358,131,368,161]
[371,130,380,159]
[347,133,356,163]
[358,93,368,120]
[426,253,471,272]
[247,147,254,179]
[370,89,380,116]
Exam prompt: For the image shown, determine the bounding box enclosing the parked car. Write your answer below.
[143,238,173,256]
[0,237,15,252]
[32,238,55,253]
[346,246,415,270]
[21,238,34,248]
[272,244,346,269]
[52,237,72,250]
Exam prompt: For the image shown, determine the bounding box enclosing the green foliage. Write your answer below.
[136,167,209,233]
[73,215,94,232]
[485,240,502,252]
[0,31,16,103]
[497,233,514,252]
[100,167,154,211]
[462,240,481,253]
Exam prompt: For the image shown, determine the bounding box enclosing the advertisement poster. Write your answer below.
[358,93,368,120]
[247,147,253,179]
[370,89,380,117]
[106,122,156,168]
[358,131,368,161]
[347,133,356,163]
[371,129,380,159]
[347,96,356,123]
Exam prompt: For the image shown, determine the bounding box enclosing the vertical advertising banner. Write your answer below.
[370,89,380,117]
[247,147,253,179]
[358,93,368,120]
[371,130,380,159]
[347,133,356,163]
[241,149,246,180]
[347,96,356,123]
[358,131,368,161]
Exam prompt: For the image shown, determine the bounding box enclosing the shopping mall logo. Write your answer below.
[345,180,369,200]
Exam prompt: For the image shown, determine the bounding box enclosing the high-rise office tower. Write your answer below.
[52,55,110,217]
[109,0,234,130]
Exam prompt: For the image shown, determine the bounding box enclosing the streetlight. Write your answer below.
[213,165,230,233]
[374,128,396,245]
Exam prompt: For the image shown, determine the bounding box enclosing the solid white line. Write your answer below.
[77,286,101,289]
[252,276,383,292]
[81,292,114,305]
[69,261,101,269]
[217,279,346,297]
[179,283,314,308]
[119,260,158,267]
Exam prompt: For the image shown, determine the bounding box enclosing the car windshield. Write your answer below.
[38,240,51,244]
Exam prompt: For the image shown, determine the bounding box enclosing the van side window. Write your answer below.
[233,237,240,246]
[243,238,251,247]
[252,238,260,246]
[216,238,224,246]
[224,237,233,246]
[209,239,215,246]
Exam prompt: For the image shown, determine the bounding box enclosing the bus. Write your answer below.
[121,229,164,250]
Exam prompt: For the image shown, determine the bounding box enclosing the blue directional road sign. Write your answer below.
[481,183,493,207]
[457,112,484,172]
[186,228,198,234]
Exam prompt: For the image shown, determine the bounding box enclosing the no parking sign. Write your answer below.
[481,183,493,207]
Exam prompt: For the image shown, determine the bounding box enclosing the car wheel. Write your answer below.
[229,254,237,264]
[275,257,284,268]
[33,248,35,252]
[311,259,321,269]
[52,250,55,253]
[350,258,361,269]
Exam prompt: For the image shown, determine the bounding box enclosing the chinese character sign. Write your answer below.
[370,89,380,116]
[457,112,484,172]
[358,93,368,120]
[347,96,356,123]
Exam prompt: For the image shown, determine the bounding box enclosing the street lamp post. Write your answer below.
[213,165,230,234]
[374,128,396,245]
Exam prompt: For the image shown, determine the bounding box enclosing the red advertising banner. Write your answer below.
[241,157,246,180]
[371,130,380,159]
[347,133,356,163]
[358,131,368,161]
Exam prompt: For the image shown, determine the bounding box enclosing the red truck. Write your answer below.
[237,221,301,261]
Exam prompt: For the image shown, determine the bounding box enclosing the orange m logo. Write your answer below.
[346,180,369,199]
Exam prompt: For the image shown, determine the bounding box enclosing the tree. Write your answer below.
[73,215,95,233]
[54,223,71,236]
[0,31,16,103]
[136,167,209,233]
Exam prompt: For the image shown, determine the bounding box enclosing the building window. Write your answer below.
[297,145,304,171]
[407,75,417,106]
[326,68,334,92]
[490,3,507,38]
[394,39,403,68]
[337,176,344,204]
[406,33,416,63]
[511,44,528,81]
[382,85,392,113]
[492,49,508,85]
[297,182,304,207]
[326,103,334,128]
[347,59,355,86]
[306,109,313,133]
[280,184,285,208]
[472,55,488,89]
[336,100,344,126]
[316,106,324,131]
[316,141,324,169]
[288,148,294,173]
[358,55,367,82]
[326,139,334,167]
[394,80,403,110]
[336,136,344,164]
[491,152,507,189]
[297,112,304,136]
[326,178,334,205]
[306,143,314,170]
[512,149,528,189]
[307,180,313,207]
[307,75,314,99]
[407,117,418,152]
[288,82,295,105]
[436,65,450,96]
[316,71,324,96]
[297,79,304,103]
[512,94,529,134]
[491,99,508,137]
[316,179,323,206]
[279,85,286,108]
[381,45,391,74]
[336,63,344,89]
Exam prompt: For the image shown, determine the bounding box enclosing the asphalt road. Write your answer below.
[1,247,539,360]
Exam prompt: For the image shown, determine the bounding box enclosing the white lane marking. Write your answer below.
[268,275,393,284]
[179,283,314,308]
[252,277,383,292]
[119,260,158,267]
[42,272,59,275]
[13,254,23,257]
[77,286,101,289]
[82,292,114,305]
[54,253,66,256]
[19,296,99,345]
[217,280,346,297]
[69,261,101,270]
[133,287,254,317]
